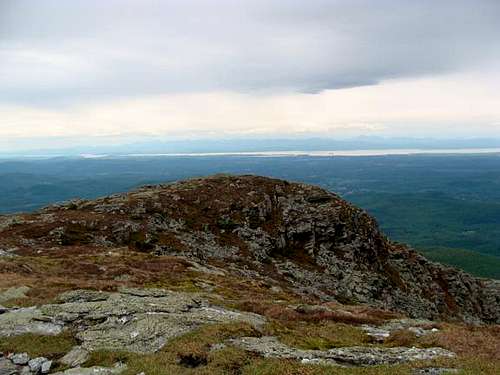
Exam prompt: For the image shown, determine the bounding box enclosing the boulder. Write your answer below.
[59,347,89,368]
[10,353,30,366]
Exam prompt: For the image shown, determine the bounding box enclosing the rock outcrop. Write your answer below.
[231,336,455,366]
[0,288,265,354]
[0,175,498,323]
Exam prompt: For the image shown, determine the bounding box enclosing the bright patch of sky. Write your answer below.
[1,0,499,150]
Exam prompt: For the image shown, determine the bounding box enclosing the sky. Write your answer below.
[1,0,500,151]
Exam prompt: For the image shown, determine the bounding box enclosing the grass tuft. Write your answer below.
[0,331,77,359]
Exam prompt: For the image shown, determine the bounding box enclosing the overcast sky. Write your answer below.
[1,0,500,150]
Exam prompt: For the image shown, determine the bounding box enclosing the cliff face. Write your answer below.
[1,175,498,323]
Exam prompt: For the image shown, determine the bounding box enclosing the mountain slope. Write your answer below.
[1,175,498,324]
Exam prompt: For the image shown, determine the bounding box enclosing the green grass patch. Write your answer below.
[264,321,370,350]
[0,331,77,359]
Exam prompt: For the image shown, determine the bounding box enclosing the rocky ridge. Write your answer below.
[1,175,497,323]
[0,175,499,374]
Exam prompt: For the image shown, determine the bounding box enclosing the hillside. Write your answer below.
[2,154,500,280]
[1,175,499,375]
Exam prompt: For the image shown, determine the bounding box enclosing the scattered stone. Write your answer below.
[51,364,126,375]
[231,336,455,366]
[210,343,227,352]
[361,319,441,342]
[0,250,16,258]
[60,346,90,368]
[10,352,30,365]
[413,368,459,375]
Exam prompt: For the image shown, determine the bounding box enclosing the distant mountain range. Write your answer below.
[2,136,500,157]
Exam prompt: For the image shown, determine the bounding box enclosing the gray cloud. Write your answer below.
[1,0,499,105]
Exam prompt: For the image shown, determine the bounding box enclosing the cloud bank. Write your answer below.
[1,0,499,103]
[0,0,499,148]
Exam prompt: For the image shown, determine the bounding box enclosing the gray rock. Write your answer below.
[361,318,440,342]
[360,325,391,342]
[413,368,459,375]
[0,250,16,258]
[0,358,17,375]
[0,307,63,337]
[1,288,265,354]
[51,364,126,375]
[210,343,227,352]
[10,352,30,365]
[56,290,110,304]
[231,336,455,366]
[60,347,89,368]
[41,360,52,374]
[28,357,49,373]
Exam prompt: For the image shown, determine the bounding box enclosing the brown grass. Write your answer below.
[385,329,419,347]
[419,324,500,361]
[236,300,400,326]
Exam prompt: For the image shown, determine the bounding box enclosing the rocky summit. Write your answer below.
[0,175,499,375]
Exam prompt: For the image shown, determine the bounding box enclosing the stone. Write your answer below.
[0,358,17,375]
[51,364,126,375]
[0,307,63,337]
[361,319,441,342]
[1,288,265,354]
[60,347,90,368]
[10,352,30,365]
[0,250,16,258]
[360,325,391,342]
[28,357,49,373]
[413,368,459,375]
[231,336,456,366]
[41,360,52,374]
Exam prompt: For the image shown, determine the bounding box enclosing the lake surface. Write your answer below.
[123,148,500,158]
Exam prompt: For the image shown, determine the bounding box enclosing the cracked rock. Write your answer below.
[231,336,455,366]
